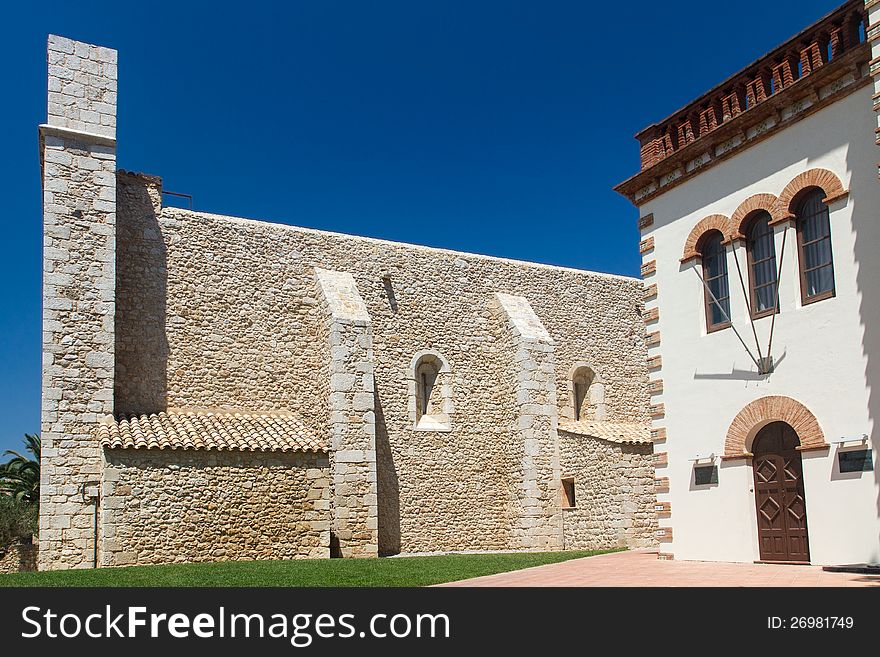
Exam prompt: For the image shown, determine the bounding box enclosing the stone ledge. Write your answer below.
[39,123,117,147]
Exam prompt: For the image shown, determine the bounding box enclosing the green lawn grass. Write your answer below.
[0,548,619,587]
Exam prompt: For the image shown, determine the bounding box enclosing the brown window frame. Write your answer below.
[795,190,836,306]
[700,231,731,333]
[745,212,779,320]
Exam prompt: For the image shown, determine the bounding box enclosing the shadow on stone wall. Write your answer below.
[115,175,169,415]
[375,388,401,556]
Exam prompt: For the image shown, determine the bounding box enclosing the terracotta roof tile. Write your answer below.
[558,420,652,445]
[98,409,326,453]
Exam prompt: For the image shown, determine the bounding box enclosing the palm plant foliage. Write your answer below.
[0,434,40,504]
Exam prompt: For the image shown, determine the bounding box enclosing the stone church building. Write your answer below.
[38,36,657,569]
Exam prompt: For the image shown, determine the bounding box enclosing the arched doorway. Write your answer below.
[752,422,810,562]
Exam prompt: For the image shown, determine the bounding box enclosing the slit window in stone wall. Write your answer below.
[417,358,439,416]
[561,477,576,508]
[569,364,605,421]
[408,351,453,432]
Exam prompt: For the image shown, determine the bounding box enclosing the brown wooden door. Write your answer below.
[752,421,810,562]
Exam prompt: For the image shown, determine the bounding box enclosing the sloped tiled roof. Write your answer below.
[98,409,326,453]
[557,420,652,445]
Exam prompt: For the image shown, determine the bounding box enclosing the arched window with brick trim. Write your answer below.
[796,189,835,304]
[700,231,730,332]
[745,212,778,319]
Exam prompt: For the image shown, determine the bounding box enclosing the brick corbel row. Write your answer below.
[638,3,866,171]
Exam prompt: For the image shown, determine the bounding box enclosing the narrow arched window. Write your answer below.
[416,358,439,418]
[408,351,452,432]
[796,189,835,304]
[746,212,778,318]
[573,368,594,420]
[570,365,605,421]
[701,231,730,332]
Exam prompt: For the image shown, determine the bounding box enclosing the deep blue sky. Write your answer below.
[0,0,841,453]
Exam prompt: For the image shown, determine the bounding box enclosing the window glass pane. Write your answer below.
[714,271,729,302]
[754,259,773,287]
[806,265,834,297]
[748,214,777,314]
[702,233,729,327]
[798,190,834,300]
[708,278,728,319]
[710,299,727,326]
[756,285,775,311]
[802,214,819,242]
[706,252,722,278]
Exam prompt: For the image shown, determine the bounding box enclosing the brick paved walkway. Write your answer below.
[437,550,880,587]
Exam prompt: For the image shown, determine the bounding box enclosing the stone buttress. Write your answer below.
[38,35,118,569]
[492,293,563,550]
[314,268,379,557]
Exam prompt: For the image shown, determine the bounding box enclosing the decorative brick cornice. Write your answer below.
[725,395,828,457]
[615,1,868,206]
[777,168,849,216]
[731,193,786,237]
[681,214,731,262]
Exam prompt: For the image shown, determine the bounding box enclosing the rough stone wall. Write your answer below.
[100,450,330,566]
[115,172,166,415]
[314,268,379,557]
[39,36,117,570]
[0,543,38,574]
[114,191,651,555]
[559,432,657,550]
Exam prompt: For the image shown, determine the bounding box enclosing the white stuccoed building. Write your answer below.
[616,0,880,565]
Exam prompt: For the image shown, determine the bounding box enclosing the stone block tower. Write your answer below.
[38,35,117,569]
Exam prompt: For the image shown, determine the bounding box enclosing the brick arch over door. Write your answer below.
[730,193,785,239]
[778,168,849,217]
[725,395,827,457]
[681,214,731,262]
